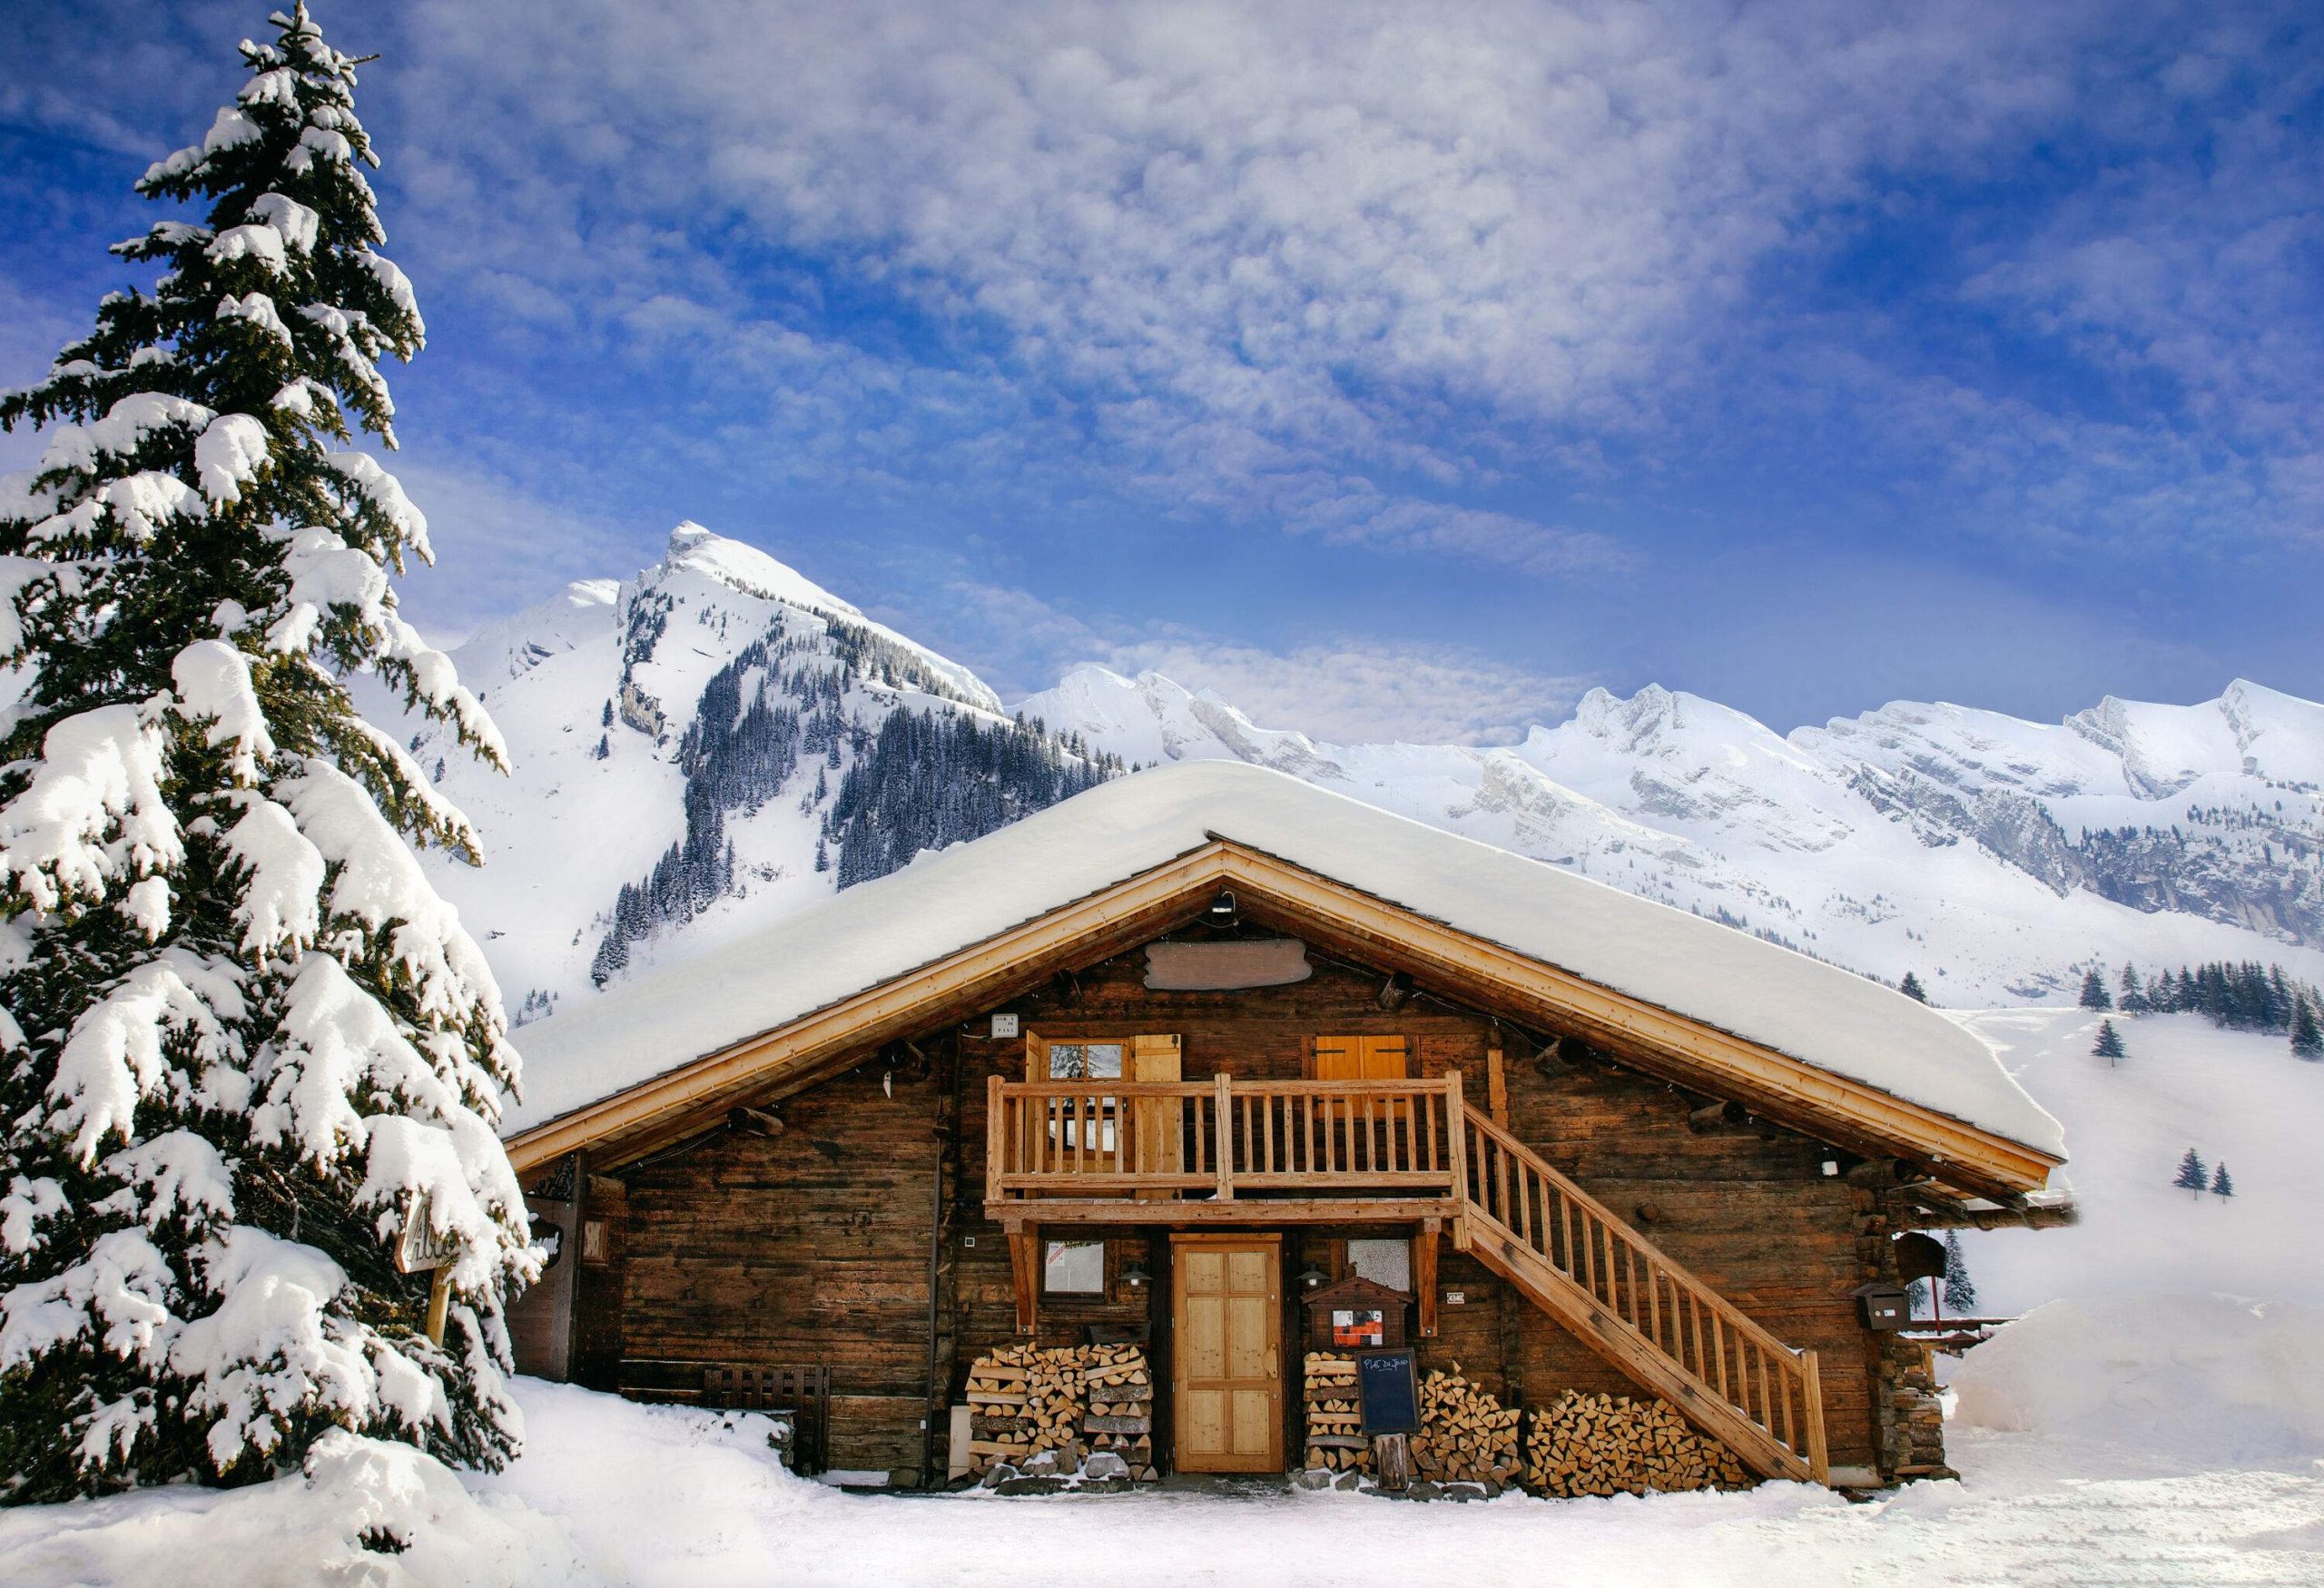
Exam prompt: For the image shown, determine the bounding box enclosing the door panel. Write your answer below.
[1172,1235,1283,1473]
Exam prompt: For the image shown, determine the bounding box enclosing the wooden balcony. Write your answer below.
[984,1072,1467,1226]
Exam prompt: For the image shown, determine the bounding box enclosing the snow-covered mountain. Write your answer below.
[398,523,2324,1019]
[1016,666,2324,1001]
[393,524,1116,1020]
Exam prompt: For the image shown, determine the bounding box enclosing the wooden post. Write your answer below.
[985,1074,1005,1196]
[1486,1044,1509,1127]
[1213,1072,1234,1200]
[425,1267,452,1346]
[1413,1217,1440,1338]
[1800,1348,1830,1484]
[1443,1070,1470,1250]
[1374,1431,1411,1491]
[1009,1225,1039,1336]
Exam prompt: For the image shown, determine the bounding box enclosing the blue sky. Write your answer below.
[3,0,2319,742]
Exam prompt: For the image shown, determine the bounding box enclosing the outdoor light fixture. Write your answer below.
[1296,1267,1328,1290]
[1204,889,1239,928]
[1122,1262,1151,1289]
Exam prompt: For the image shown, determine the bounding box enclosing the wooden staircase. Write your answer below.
[1453,1104,1829,1484]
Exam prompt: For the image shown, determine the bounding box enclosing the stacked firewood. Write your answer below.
[961,1344,1158,1481]
[1078,1343,1157,1480]
[1301,1352,1371,1475]
[1411,1367,1522,1487]
[1522,1390,1750,1496]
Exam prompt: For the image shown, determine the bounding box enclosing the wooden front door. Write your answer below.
[1171,1234,1283,1473]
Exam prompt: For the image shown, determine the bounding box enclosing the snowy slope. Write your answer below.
[1945,1008,2324,1314]
[1019,666,2324,1002]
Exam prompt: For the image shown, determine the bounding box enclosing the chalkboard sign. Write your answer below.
[1355,1348,1420,1435]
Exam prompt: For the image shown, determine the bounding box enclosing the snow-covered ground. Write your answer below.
[5,1007,2319,1587]
[6,1367,2319,1588]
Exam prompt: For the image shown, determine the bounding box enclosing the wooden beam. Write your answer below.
[1413,1218,1440,1339]
[1485,1044,1509,1127]
[988,1198,1463,1228]
[1008,1226,1039,1336]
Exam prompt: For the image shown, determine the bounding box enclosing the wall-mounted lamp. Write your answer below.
[1204,889,1239,929]
[1122,1262,1152,1289]
[1295,1266,1328,1290]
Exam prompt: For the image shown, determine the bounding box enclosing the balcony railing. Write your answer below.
[985,1073,1464,1205]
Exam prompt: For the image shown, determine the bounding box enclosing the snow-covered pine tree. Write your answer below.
[2078,968,2112,1011]
[2210,1162,2233,1200]
[2292,996,2323,1061]
[2171,1148,2207,1197]
[1898,971,1927,1004]
[2117,962,2148,1015]
[1940,1229,1975,1313]
[2092,1018,2125,1064]
[0,5,531,1501]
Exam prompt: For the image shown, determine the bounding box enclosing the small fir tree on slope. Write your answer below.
[2171,1148,2208,1198]
[2092,1018,2126,1064]
[2078,968,2112,1011]
[2292,996,2323,1061]
[0,5,532,1501]
[1941,1229,1975,1314]
[2210,1162,2234,1200]
[1897,972,1927,1004]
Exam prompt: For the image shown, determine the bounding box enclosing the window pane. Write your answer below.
[1347,1238,1411,1291]
[1044,1239,1106,1294]
[1049,1042,1124,1080]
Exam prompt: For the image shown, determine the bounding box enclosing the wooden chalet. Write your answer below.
[502,763,2069,1492]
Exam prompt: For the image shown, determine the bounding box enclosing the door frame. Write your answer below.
[1169,1231,1284,1474]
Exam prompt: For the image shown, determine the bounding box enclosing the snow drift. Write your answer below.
[1952,1297,2324,1465]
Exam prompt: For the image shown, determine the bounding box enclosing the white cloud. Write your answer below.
[907,572,1589,745]
[389,0,2184,569]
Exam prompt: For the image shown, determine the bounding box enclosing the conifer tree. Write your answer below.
[2092,1018,2125,1064]
[1898,971,1927,1004]
[2210,1162,2233,1200]
[1940,1230,1976,1313]
[2078,968,2112,1011]
[2292,996,2323,1061]
[2117,962,2148,1015]
[0,6,531,1500]
[2171,1148,2208,1197]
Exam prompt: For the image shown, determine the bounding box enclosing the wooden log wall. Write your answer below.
[614,1061,945,1484]
[586,929,1939,1483]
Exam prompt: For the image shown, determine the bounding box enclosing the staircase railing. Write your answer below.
[1456,1104,1828,1484]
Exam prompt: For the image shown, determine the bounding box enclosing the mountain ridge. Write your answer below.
[389,525,2324,1021]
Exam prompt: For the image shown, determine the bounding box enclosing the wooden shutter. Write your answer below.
[1130,1033,1182,1195]
[1315,1035,1406,1079]
[1023,1030,1051,1083]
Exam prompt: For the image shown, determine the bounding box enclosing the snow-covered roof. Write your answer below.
[507,761,2065,1159]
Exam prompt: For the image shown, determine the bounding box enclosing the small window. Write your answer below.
[1043,1239,1107,1296]
[1044,1041,1124,1080]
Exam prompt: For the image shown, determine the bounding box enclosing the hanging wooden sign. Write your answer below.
[1142,938,1313,991]
[396,1192,456,1274]
[397,1192,458,1346]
